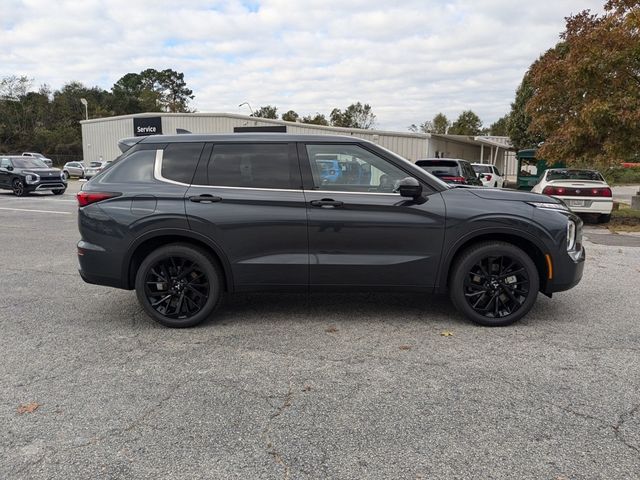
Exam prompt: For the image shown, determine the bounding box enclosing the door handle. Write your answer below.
[189,194,222,203]
[310,198,344,208]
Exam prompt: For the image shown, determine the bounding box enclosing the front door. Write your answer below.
[300,143,446,289]
[185,142,308,289]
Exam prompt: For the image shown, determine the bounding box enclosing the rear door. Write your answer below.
[0,157,12,187]
[300,143,446,289]
[185,142,308,289]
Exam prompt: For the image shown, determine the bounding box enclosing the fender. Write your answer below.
[435,223,553,293]
[121,227,235,291]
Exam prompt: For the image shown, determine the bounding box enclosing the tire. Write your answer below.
[494,181,498,188]
[62,170,70,180]
[12,178,27,197]
[53,189,66,195]
[598,214,611,224]
[449,241,539,327]
[135,244,223,328]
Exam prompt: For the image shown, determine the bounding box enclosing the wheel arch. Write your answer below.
[123,229,234,292]
[437,229,550,294]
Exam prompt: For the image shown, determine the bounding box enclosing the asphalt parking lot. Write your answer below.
[1,181,639,479]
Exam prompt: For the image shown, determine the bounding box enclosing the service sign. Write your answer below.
[133,117,163,136]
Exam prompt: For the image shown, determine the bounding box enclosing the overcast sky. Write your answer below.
[1,0,604,130]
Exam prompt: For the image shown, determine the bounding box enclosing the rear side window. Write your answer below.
[206,144,297,189]
[99,150,156,184]
[161,142,204,184]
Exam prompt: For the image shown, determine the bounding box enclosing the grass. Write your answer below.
[608,204,640,232]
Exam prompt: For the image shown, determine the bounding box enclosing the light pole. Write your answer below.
[238,102,254,116]
[80,98,88,120]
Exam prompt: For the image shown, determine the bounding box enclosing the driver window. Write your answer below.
[305,144,407,193]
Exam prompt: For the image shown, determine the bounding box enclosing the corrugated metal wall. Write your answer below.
[81,113,428,163]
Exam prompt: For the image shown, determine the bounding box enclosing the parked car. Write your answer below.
[415,158,483,186]
[531,168,613,223]
[84,161,108,179]
[62,161,85,179]
[77,134,584,328]
[0,155,67,196]
[471,163,505,188]
[22,152,53,167]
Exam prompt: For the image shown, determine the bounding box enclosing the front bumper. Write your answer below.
[545,246,585,294]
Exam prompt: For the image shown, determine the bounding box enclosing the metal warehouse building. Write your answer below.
[81,112,516,178]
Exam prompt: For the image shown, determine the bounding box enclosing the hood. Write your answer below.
[466,187,562,204]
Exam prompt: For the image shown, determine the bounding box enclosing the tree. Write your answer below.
[301,113,329,126]
[157,69,194,112]
[525,0,640,167]
[489,114,510,136]
[251,105,278,119]
[281,110,299,122]
[409,113,450,134]
[329,102,376,129]
[111,68,194,113]
[448,110,483,135]
[408,120,433,133]
[432,113,450,134]
[507,72,544,150]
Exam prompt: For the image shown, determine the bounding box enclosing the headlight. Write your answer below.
[527,202,569,211]
[25,173,40,184]
[567,219,577,251]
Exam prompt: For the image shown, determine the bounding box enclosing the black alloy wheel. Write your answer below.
[12,178,26,196]
[450,242,539,326]
[135,244,222,327]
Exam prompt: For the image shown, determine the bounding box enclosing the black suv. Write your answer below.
[415,158,483,186]
[0,155,67,196]
[77,134,584,328]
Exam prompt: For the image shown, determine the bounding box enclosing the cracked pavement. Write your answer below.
[1,182,639,479]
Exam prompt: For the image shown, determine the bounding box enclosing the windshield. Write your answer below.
[547,169,604,181]
[13,158,48,169]
[472,164,492,174]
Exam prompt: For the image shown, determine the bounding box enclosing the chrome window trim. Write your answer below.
[305,189,399,196]
[153,148,401,196]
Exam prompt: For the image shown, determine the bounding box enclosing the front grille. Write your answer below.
[39,175,64,183]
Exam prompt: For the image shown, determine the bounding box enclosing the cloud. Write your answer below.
[1,0,605,130]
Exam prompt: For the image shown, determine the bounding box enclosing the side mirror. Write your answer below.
[6,166,13,171]
[396,177,422,199]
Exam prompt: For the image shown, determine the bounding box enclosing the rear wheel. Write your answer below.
[135,244,223,328]
[53,188,66,195]
[598,213,611,224]
[12,178,26,196]
[449,242,539,326]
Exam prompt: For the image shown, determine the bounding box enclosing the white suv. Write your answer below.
[471,163,504,188]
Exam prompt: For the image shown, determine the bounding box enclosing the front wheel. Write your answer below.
[135,244,223,328]
[449,242,539,326]
[12,178,27,196]
[62,171,70,180]
[53,189,66,195]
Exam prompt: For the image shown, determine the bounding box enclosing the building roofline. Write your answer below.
[80,112,430,140]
